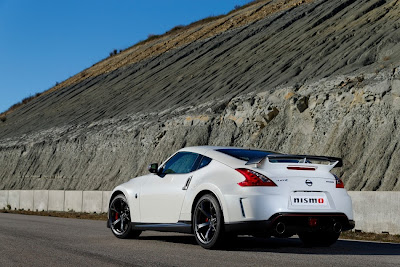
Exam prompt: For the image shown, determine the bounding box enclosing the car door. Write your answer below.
[139,152,200,223]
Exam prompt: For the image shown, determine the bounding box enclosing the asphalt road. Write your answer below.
[1,213,399,267]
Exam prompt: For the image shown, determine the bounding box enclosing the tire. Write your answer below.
[298,231,340,247]
[193,194,224,249]
[109,194,141,239]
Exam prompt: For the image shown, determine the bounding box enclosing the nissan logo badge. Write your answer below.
[305,179,313,186]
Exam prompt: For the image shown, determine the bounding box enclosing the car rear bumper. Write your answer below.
[224,212,355,235]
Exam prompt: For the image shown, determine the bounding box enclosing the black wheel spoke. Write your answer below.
[204,227,212,242]
[198,207,211,218]
[197,221,210,230]
[112,218,121,226]
[199,201,211,218]
[210,203,215,217]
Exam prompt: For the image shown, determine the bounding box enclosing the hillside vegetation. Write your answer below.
[0,0,400,191]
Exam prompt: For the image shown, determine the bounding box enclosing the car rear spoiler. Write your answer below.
[246,154,343,168]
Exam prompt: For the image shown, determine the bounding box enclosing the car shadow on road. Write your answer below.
[139,234,198,246]
[139,233,400,256]
[222,236,400,256]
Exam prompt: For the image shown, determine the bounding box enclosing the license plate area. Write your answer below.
[289,192,330,209]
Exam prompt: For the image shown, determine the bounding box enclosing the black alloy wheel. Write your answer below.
[193,194,224,249]
[109,194,141,239]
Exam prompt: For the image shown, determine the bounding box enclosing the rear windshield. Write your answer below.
[217,148,277,161]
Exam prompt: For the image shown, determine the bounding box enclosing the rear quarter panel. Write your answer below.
[179,160,244,223]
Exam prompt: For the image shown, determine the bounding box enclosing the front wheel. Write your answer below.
[109,194,141,239]
[193,194,224,249]
[298,231,340,247]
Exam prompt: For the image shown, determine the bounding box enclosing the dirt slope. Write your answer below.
[0,0,400,190]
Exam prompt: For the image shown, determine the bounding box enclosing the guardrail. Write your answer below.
[0,190,111,213]
[0,190,399,235]
[349,191,400,235]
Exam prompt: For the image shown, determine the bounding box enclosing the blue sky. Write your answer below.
[0,0,251,113]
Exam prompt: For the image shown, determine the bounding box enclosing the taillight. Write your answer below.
[334,174,345,188]
[236,168,277,187]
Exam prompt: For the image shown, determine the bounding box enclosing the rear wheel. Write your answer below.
[193,194,224,249]
[298,231,340,247]
[109,194,141,239]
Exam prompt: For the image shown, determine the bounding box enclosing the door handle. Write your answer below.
[182,176,193,190]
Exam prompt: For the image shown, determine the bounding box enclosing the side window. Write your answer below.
[161,152,199,175]
[198,156,212,170]
[190,155,212,171]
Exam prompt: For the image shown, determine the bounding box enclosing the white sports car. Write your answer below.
[107,146,354,249]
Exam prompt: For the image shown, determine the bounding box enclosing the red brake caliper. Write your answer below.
[115,213,119,220]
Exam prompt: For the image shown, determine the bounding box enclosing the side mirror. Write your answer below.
[148,163,159,173]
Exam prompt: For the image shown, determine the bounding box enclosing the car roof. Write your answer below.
[178,146,243,154]
[178,146,274,167]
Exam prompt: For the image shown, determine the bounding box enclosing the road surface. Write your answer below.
[1,213,399,266]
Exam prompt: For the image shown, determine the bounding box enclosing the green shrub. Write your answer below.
[109,49,119,57]
[147,34,161,42]
[166,25,185,34]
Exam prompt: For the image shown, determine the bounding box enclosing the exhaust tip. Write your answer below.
[333,222,342,233]
[275,222,286,235]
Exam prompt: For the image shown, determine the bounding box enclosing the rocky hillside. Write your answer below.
[0,0,400,190]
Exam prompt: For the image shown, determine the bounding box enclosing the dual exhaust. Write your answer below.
[273,221,342,235]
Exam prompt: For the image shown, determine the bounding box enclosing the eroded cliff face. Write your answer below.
[1,0,400,190]
[1,68,399,190]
